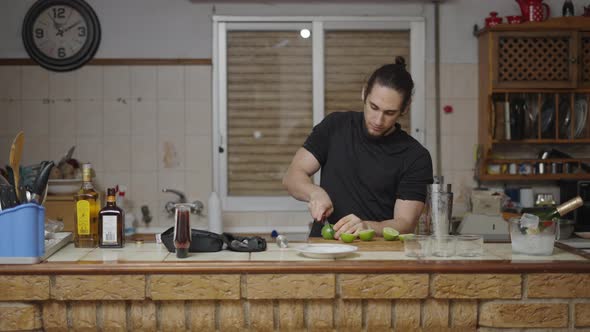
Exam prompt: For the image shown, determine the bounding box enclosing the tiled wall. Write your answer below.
[0,65,212,228]
[0,62,480,232]
[425,63,479,217]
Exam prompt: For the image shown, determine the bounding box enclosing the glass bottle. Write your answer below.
[562,0,575,16]
[74,163,100,248]
[99,188,124,248]
[173,203,194,258]
[534,196,583,220]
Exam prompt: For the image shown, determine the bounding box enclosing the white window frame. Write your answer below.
[213,16,426,212]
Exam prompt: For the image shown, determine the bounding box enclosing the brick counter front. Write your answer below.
[1,271,590,331]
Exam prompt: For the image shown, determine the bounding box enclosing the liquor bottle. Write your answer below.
[534,196,583,220]
[74,163,100,248]
[99,188,125,248]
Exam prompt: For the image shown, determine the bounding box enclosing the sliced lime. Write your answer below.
[340,233,357,243]
[383,227,400,241]
[359,229,376,241]
[398,233,415,242]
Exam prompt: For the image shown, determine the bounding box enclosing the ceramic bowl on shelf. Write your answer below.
[47,179,82,195]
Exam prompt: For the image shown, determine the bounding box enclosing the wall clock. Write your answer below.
[22,0,101,72]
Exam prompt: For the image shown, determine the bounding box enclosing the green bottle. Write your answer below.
[534,196,583,221]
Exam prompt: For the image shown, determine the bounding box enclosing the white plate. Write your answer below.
[47,179,82,195]
[574,232,590,239]
[295,244,358,259]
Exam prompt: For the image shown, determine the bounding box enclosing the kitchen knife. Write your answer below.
[30,161,54,204]
[57,145,75,168]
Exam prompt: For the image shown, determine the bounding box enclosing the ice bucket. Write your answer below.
[509,217,558,256]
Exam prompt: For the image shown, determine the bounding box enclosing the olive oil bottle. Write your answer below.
[74,163,100,248]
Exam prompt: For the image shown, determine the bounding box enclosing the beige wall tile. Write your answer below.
[22,100,49,136]
[0,100,22,136]
[131,66,157,100]
[158,100,185,137]
[103,136,131,171]
[185,135,211,172]
[450,63,478,100]
[22,66,49,99]
[77,66,103,100]
[132,135,158,171]
[0,66,22,99]
[185,100,212,136]
[131,171,159,203]
[131,99,157,135]
[159,135,185,170]
[185,66,211,101]
[50,101,76,137]
[104,66,131,100]
[76,100,103,137]
[49,72,77,99]
[76,137,104,171]
[103,100,131,136]
[22,135,50,165]
[158,66,184,100]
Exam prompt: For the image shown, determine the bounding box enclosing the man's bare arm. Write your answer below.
[282,148,333,221]
[365,199,424,234]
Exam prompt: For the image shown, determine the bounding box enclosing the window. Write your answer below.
[213,17,425,211]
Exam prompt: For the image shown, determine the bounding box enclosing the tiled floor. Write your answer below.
[42,242,589,263]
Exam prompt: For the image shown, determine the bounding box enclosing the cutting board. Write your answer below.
[308,237,404,251]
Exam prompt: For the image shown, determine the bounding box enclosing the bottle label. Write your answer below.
[76,200,91,235]
[102,216,118,244]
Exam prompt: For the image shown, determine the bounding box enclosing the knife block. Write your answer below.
[0,203,45,264]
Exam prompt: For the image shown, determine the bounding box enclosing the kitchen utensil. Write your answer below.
[9,132,24,202]
[57,146,76,168]
[30,161,54,204]
[0,185,19,210]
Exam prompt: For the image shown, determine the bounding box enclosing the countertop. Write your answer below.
[1,239,589,274]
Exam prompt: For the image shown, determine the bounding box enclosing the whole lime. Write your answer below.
[340,233,357,243]
[321,223,335,240]
[383,227,400,241]
[398,233,415,242]
[359,229,376,241]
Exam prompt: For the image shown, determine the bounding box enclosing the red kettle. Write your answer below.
[516,0,551,22]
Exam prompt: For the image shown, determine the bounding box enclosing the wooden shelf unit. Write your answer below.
[477,17,590,181]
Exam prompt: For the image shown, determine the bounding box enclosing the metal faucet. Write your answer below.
[162,189,204,216]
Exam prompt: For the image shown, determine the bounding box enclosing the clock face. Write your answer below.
[22,0,101,72]
[32,6,89,60]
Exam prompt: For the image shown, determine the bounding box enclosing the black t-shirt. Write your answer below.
[303,111,433,236]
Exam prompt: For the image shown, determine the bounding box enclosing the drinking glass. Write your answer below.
[456,235,484,257]
[431,235,456,257]
[404,235,431,258]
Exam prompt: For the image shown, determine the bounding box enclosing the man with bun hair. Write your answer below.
[283,57,434,238]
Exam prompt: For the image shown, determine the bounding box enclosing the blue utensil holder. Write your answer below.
[0,203,45,264]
